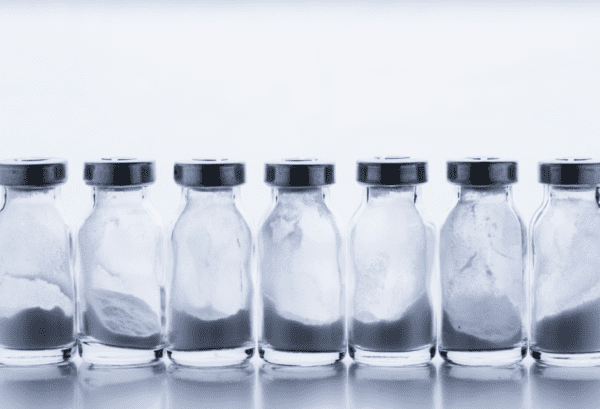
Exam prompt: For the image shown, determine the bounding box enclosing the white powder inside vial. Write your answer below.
[0,276,73,318]
[171,191,252,319]
[534,197,600,321]
[351,194,428,323]
[440,190,524,343]
[260,190,343,326]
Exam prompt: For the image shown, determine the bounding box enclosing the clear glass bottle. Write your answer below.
[348,157,436,366]
[439,157,527,366]
[0,158,76,365]
[77,158,165,365]
[167,159,254,366]
[258,159,345,366]
[530,158,600,366]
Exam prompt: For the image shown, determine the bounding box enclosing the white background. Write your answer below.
[2,2,599,232]
[1,3,600,408]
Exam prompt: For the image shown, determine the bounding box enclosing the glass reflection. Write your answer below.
[531,363,600,409]
[440,363,526,409]
[0,362,77,409]
[167,362,255,409]
[349,362,436,409]
[78,361,166,409]
[259,362,347,409]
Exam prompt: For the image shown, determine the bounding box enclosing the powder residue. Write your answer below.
[440,188,525,351]
[534,297,600,353]
[169,308,251,351]
[83,289,162,349]
[351,295,433,352]
[260,189,343,327]
[0,306,73,349]
[262,298,345,353]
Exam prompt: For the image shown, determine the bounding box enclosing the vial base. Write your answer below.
[259,347,345,366]
[167,346,254,367]
[349,344,435,366]
[531,349,600,367]
[79,341,163,366]
[440,346,526,366]
[0,344,76,366]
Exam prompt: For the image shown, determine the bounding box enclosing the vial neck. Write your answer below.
[549,185,598,202]
[93,187,146,208]
[3,187,57,207]
[275,187,325,204]
[366,185,416,205]
[185,187,235,207]
[458,186,511,204]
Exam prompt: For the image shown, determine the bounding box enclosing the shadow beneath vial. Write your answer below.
[259,362,347,409]
[167,362,255,409]
[78,361,166,409]
[0,362,77,409]
[531,363,600,409]
[348,362,436,409]
[440,363,527,409]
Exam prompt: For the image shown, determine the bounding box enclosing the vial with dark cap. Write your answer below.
[0,158,75,365]
[167,159,254,366]
[439,157,527,366]
[258,159,345,366]
[531,158,600,366]
[348,157,436,366]
[77,158,165,365]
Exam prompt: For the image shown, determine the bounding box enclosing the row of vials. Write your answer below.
[0,156,596,367]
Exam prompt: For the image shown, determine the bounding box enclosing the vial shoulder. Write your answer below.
[172,202,251,243]
[532,198,600,236]
[351,202,427,238]
[0,202,70,236]
[78,205,164,245]
[259,197,341,244]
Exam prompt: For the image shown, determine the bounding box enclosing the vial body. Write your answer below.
[348,185,436,366]
[77,186,165,365]
[258,187,346,366]
[530,186,600,365]
[0,187,75,365]
[439,186,527,365]
[167,187,254,366]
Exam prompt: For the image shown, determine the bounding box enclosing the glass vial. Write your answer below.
[0,158,75,365]
[167,159,254,366]
[531,158,600,366]
[258,159,345,366]
[348,157,436,366]
[77,158,165,365]
[439,157,527,366]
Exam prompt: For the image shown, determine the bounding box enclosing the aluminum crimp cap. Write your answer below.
[265,158,335,187]
[0,157,67,187]
[539,157,600,185]
[174,158,245,187]
[357,156,427,185]
[84,158,155,187]
[447,157,518,186]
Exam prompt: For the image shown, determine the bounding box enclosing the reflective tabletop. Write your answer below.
[2,354,600,408]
